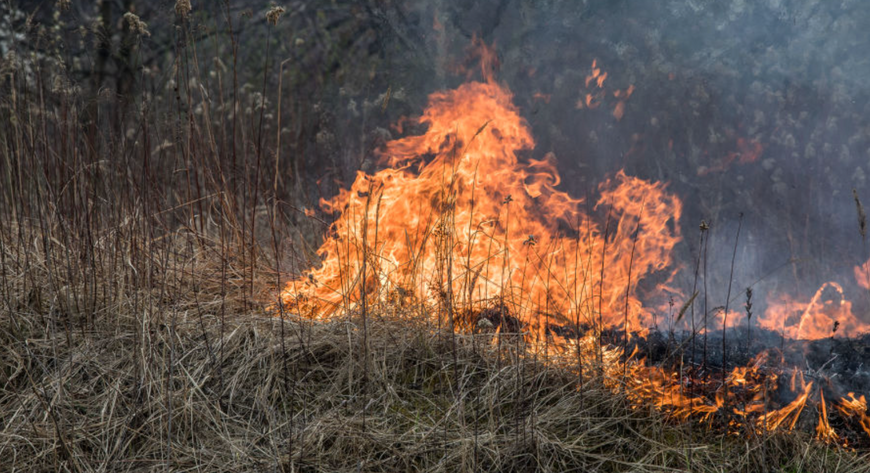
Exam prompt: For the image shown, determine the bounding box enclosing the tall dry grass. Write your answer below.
[2,225,868,471]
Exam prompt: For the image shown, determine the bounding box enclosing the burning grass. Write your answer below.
[2,228,869,472]
[278,41,870,450]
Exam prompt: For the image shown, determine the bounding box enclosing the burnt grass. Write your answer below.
[471,305,870,449]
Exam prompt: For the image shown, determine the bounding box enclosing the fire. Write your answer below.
[280,41,870,449]
[578,60,634,120]
[855,257,870,290]
[757,282,870,340]
[760,381,813,432]
[838,393,870,438]
[282,43,680,339]
[698,137,763,176]
[817,390,839,443]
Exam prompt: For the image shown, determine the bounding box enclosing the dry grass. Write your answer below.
[1,228,868,472]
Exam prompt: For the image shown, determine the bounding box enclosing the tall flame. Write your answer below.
[282,47,680,337]
[280,42,870,448]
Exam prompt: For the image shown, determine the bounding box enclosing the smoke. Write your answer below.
[383,0,870,322]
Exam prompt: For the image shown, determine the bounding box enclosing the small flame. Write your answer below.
[854,257,870,290]
[697,137,763,176]
[817,390,839,443]
[757,282,870,340]
[838,393,870,438]
[759,381,813,432]
[578,60,633,120]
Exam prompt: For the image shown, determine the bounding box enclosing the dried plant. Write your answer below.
[0,51,18,76]
[855,189,867,242]
[722,213,743,382]
[175,0,192,19]
[745,286,753,347]
[266,6,286,26]
[123,12,150,37]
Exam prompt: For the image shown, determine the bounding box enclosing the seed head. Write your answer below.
[56,0,71,12]
[266,6,285,26]
[123,12,150,37]
[744,287,752,318]
[175,0,191,19]
[477,318,494,330]
[52,74,69,94]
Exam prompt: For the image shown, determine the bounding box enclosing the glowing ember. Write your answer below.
[577,60,634,120]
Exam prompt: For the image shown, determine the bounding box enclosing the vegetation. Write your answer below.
[1,1,869,471]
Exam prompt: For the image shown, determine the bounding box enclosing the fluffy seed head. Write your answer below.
[123,12,151,37]
[266,6,285,26]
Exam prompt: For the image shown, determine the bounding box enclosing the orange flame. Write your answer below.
[698,137,763,176]
[838,393,870,438]
[578,60,633,120]
[855,257,870,290]
[283,50,680,338]
[759,381,813,432]
[280,41,870,447]
[817,390,839,443]
[757,282,870,340]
